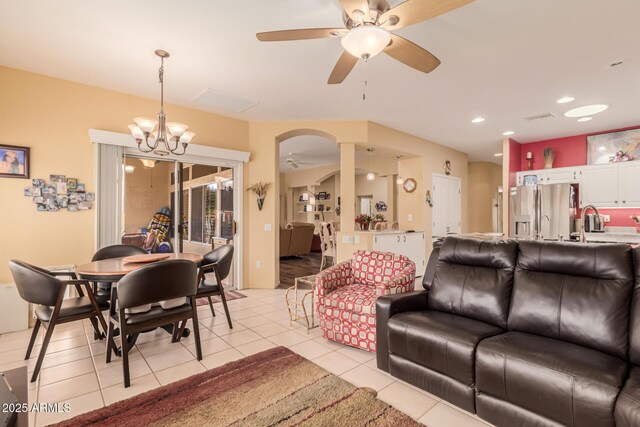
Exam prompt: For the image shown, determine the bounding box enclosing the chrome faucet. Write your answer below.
[580,205,601,242]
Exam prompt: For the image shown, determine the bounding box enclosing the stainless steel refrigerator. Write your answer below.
[509,184,576,240]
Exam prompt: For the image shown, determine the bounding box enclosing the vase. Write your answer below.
[544,159,553,169]
[256,196,265,211]
[359,222,370,231]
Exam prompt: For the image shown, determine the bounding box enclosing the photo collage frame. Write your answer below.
[24,174,94,212]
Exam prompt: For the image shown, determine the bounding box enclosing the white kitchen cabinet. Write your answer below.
[620,161,640,207]
[580,164,620,207]
[516,167,580,185]
[373,232,425,277]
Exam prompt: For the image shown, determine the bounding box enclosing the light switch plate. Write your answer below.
[354,235,360,244]
[255,260,261,269]
[601,215,610,222]
[342,235,353,244]
[264,224,272,231]
[408,214,413,221]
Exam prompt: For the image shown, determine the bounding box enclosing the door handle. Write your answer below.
[403,235,406,243]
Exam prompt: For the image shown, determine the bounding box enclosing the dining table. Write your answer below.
[75,252,204,354]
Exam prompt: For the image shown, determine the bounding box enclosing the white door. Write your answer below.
[433,174,461,238]
[620,161,640,207]
[581,164,619,207]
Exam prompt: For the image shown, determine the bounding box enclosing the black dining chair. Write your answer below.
[197,245,234,329]
[91,245,147,302]
[105,259,202,388]
[8,260,114,382]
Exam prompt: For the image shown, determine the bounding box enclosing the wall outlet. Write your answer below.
[264,223,272,232]
[255,260,261,269]
[408,214,413,221]
[601,214,610,222]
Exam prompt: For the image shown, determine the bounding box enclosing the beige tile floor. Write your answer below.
[0,288,492,427]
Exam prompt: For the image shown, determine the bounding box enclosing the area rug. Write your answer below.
[196,289,246,306]
[52,346,420,427]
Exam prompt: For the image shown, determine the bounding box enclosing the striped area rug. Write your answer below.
[195,289,246,306]
[53,347,420,426]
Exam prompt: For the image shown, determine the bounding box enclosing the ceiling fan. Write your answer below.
[257,0,474,84]
[284,153,314,169]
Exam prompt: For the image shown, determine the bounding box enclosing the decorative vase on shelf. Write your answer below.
[256,195,265,211]
[543,147,555,169]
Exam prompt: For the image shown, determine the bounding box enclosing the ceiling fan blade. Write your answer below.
[328,50,359,84]
[384,34,441,74]
[381,0,475,30]
[256,28,344,42]
[292,163,300,168]
[339,0,371,22]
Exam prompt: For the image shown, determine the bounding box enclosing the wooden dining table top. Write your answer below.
[75,252,204,277]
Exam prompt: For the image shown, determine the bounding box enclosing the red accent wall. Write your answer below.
[514,125,640,228]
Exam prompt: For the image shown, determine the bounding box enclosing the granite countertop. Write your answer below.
[584,226,640,244]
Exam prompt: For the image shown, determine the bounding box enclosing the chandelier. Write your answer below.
[128,50,195,156]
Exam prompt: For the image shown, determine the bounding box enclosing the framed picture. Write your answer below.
[23,187,32,196]
[317,192,327,200]
[32,179,44,187]
[77,183,85,192]
[85,192,95,202]
[66,178,78,191]
[49,174,65,183]
[317,204,325,212]
[587,129,640,164]
[0,144,30,179]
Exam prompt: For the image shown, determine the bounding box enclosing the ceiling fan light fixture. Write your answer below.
[341,25,391,59]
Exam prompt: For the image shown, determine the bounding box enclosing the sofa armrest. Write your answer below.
[616,366,640,427]
[375,261,416,297]
[316,259,353,297]
[376,290,428,372]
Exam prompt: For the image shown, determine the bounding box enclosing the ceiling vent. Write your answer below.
[191,88,258,113]
[525,112,556,122]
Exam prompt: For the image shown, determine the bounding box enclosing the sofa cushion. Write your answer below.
[322,283,377,315]
[428,237,518,329]
[510,241,634,359]
[630,248,640,364]
[476,331,628,427]
[352,250,411,287]
[615,366,640,427]
[388,311,503,385]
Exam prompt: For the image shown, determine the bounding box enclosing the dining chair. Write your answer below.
[319,222,336,271]
[105,259,201,388]
[197,245,234,329]
[8,260,114,382]
[91,245,147,302]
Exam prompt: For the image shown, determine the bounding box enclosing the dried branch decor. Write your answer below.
[247,182,270,211]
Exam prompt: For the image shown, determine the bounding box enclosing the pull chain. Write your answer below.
[362,54,369,101]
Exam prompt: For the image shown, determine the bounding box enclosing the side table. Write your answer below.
[285,275,318,333]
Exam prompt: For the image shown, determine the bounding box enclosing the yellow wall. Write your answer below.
[123,159,171,233]
[1,65,470,290]
[0,65,249,283]
[467,161,502,232]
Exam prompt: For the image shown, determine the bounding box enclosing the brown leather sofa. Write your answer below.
[279,221,315,257]
[377,237,640,427]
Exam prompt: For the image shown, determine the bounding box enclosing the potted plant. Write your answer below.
[355,214,372,231]
[371,213,386,230]
[247,182,270,211]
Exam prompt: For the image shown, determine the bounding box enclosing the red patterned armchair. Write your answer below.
[316,250,416,352]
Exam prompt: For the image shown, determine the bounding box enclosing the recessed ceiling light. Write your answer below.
[577,117,593,122]
[502,131,515,136]
[471,117,485,123]
[494,153,503,157]
[556,97,575,104]
[598,146,606,151]
[564,104,608,118]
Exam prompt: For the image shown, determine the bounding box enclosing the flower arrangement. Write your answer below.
[247,181,270,211]
[355,214,372,230]
[372,213,385,222]
[375,201,388,212]
[609,150,633,163]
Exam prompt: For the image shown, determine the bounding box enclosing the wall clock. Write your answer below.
[403,178,417,193]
